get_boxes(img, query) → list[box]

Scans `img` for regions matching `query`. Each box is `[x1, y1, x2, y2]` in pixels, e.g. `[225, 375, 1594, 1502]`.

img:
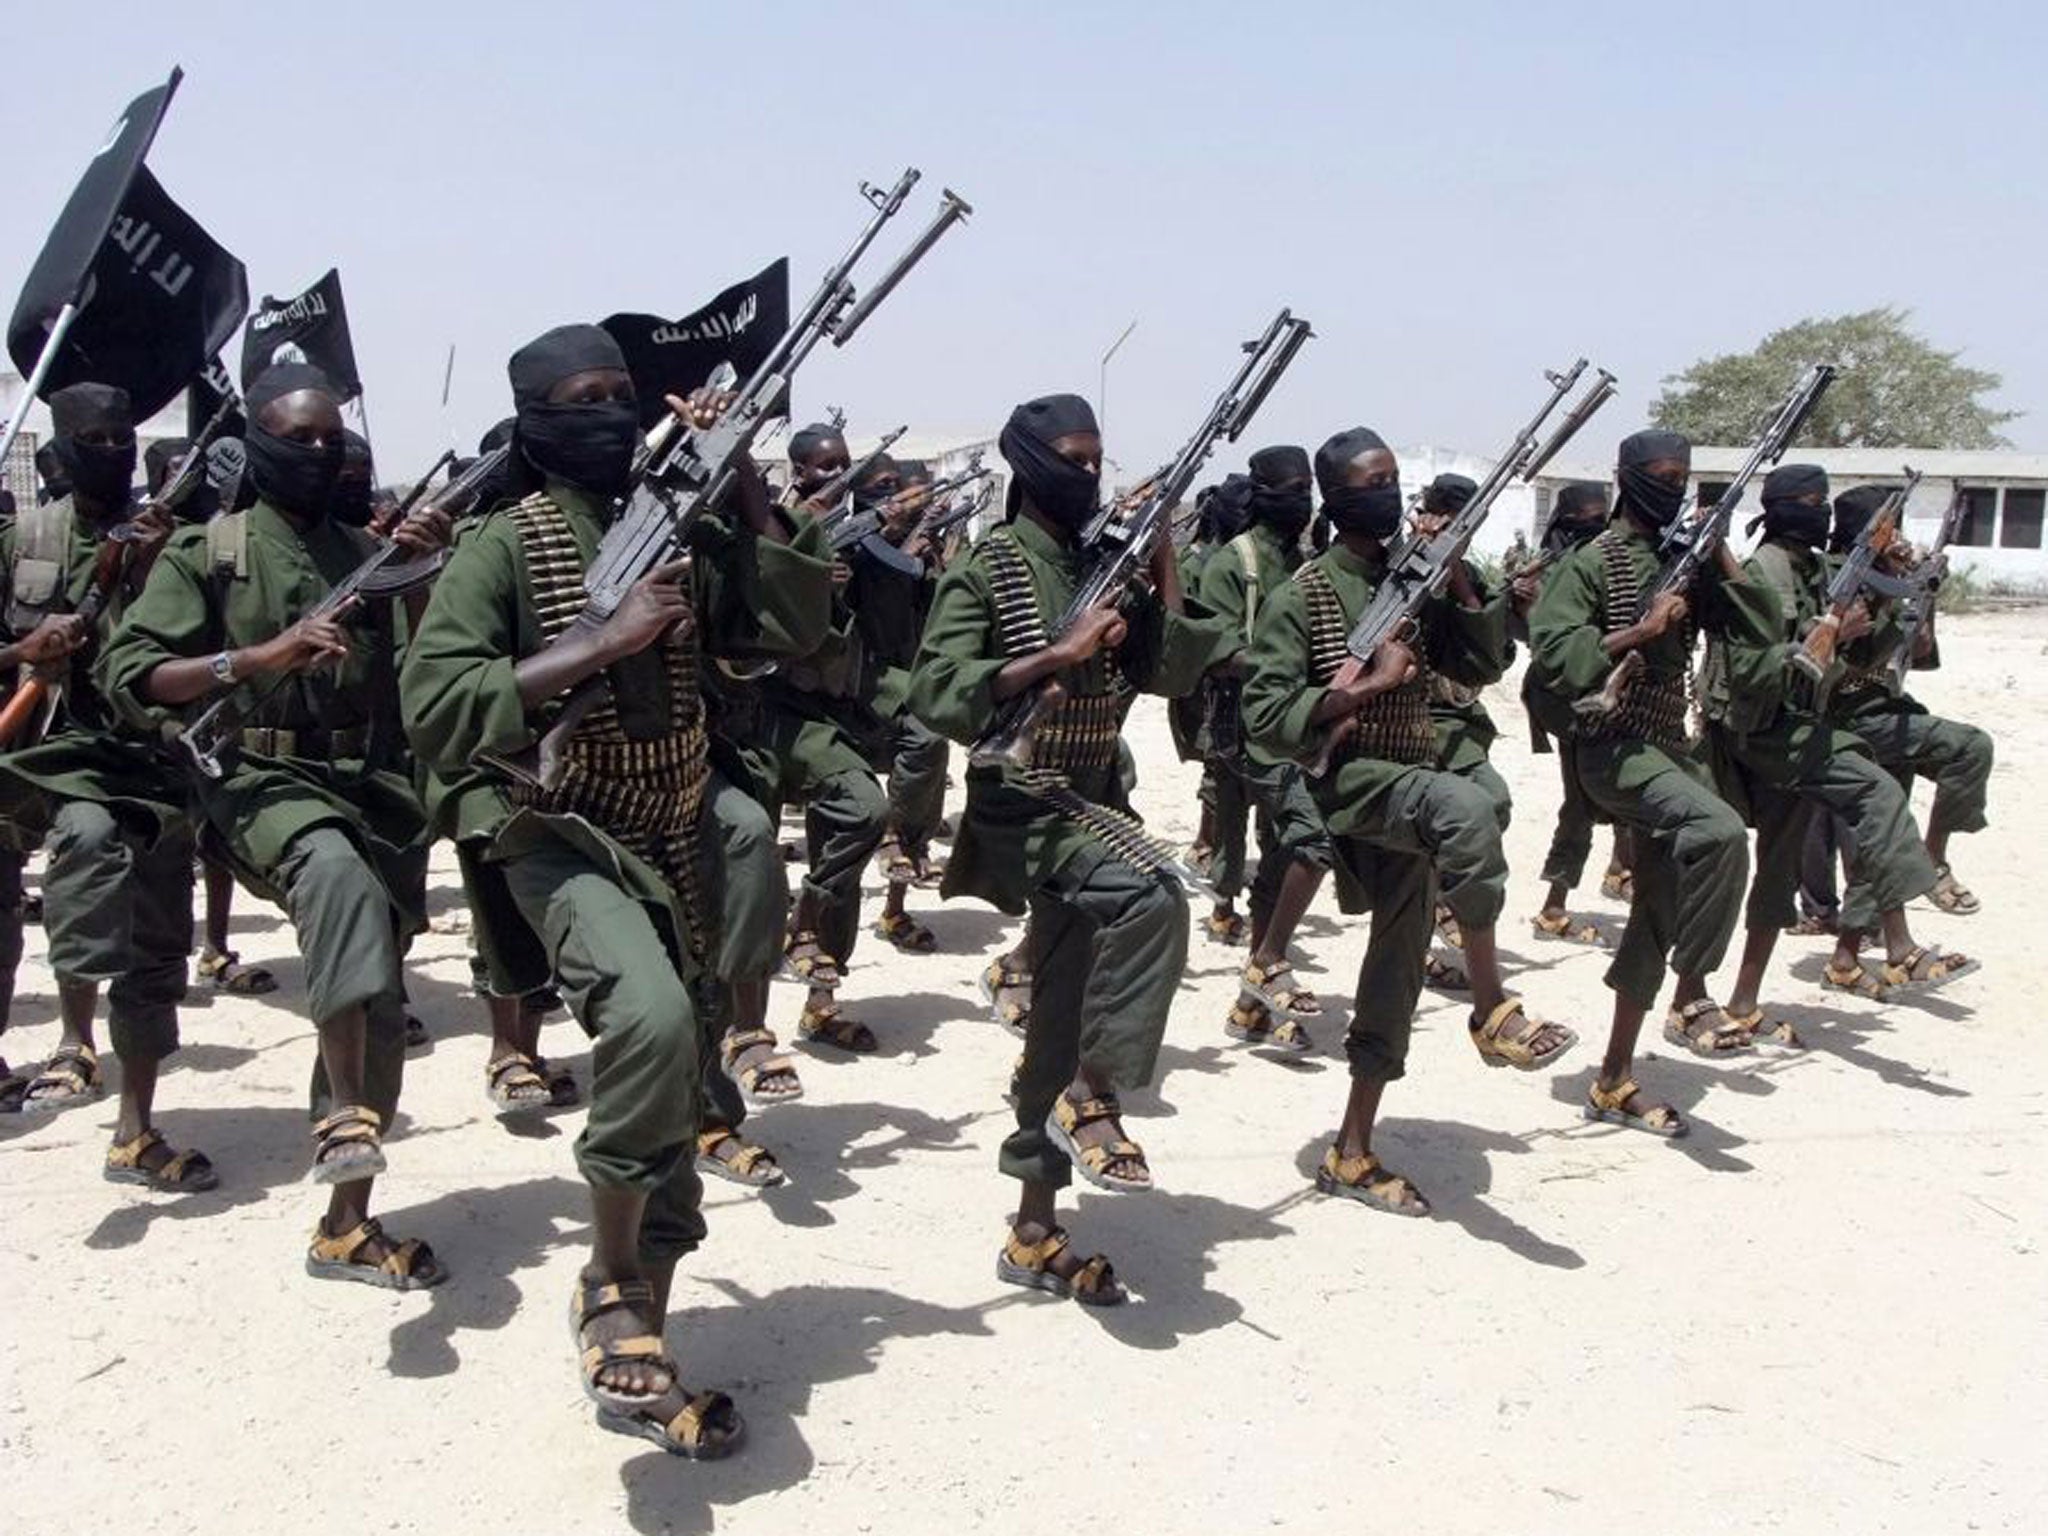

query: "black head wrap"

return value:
[1245, 444, 1312, 540]
[852, 451, 903, 510]
[1313, 428, 1402, 538]
[330, 429, 377, 527]
[1753, 462, 1831, 544]
[1831, 484, 1895, 554]
[1614, 429, 1691, 527]
[1206, 474, 1256, 544]
[999, 393, 1100, 530]
[49, 382, 137, 509]
[1544, 480, 1610, 555]
[34, 443, 70, 504]
[465, 416, 527, 514]
[1422, 472, 1478, 516]
[896, 458, 933, 487]
[507, 325, 639, 500]
[243, 363, 344, 518]
[479, 418, 516, 454]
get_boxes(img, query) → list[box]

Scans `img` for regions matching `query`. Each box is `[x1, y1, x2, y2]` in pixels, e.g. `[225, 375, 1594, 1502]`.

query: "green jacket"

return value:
[100, 500, 427, 912]
[908, 514, 1226, 913]
[1240, 538, 1506, 831]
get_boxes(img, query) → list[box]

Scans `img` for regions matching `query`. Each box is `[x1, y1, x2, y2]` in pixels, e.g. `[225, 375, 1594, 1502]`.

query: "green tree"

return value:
[1650, 308, 2017, 449]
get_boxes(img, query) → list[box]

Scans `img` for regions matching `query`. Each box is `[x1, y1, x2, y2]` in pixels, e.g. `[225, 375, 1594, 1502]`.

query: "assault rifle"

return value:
[827, 453, 992, 555]
[1883, 484, 1966, 694]
[793, 424, 907, 516]
[493, 168, 971, 791]
[1792, 466, 1922, 689]
[1574, 362, 1837, 726]
[1305, 358, 1616, 775]
[967, 306, 1313, 771]
[0, 390, 241, 749]
[178, 445, 512, 779]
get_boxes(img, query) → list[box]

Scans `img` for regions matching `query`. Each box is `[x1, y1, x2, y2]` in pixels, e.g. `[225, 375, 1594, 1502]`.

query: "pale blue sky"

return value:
[5, 1, 2042, 476]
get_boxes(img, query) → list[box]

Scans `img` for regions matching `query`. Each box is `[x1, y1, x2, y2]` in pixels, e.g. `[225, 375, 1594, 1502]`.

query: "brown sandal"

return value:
[1204, 911, 1248, 947]
[1600, 867, 1636, 903]
[306, 1216, 446, 1290]
[1434, 903, 1464, 949]
[1880, 945, 1978, 992]
[1583, 1078, 1686, 1138]
[1662, 998, 1752, 1057]
[104, 1127, 219, 1193]
[1225, 1001, 1314, 1055]
[1045, 1092, 1152, 1193]
[596, 1390, 746, 1460]
[1727, 1007, 1804, 1052]
[872, 911, 938, 953]
[1239, 957, 1322, 1017]
[1822, 959, 1891, 1000]
[21, 1043, 103, 1114]
[310, 1105, 387, 1184]
[1532, 910, 1603, 946]
[978, 959, 1031, 1035]
[1423, 951, 1469, 993]
[486, 1052, 554, 1116]
[695, 1127, 785, 1187]
[1470, 997, 1577, 1071]
[197, 944, 278, 996]
[780, 931, 842, 988]
[797, 1002, 878, 1054]
[720, 1028, 802, 1107]
[996, 1225, 1128, 1305]
[1314, 1147, 1430, 1216]
[1928, 864, 1980, 916]
[569, 1277, 674, 1408]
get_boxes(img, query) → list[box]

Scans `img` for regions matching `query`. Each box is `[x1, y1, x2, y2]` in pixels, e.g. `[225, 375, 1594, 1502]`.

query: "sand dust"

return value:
[1, 610, 2041, 1535]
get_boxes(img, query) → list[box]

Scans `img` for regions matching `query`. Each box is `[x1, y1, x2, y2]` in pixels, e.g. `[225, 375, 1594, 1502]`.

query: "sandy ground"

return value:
[1, 610, 2042, 1536]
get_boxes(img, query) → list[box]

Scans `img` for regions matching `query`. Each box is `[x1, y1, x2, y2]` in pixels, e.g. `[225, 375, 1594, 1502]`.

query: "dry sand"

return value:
[2, 611, 2042, 1535]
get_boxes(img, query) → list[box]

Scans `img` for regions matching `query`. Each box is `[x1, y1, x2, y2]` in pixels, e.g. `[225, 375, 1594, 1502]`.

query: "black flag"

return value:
[7, 69, 248, 420]
[240, 267, 360, 397]
[185, 353, 245, 441]
[602, 258, 789, 428]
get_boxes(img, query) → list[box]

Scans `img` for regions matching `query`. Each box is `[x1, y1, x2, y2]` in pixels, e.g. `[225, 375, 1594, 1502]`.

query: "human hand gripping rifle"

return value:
[1792, 466, 1923, 699]
[793, 423, 907, 516]
[828, 452, 993, 555]
[491, 168, 972, 792]
[1883, 484, 1965, 695]
[1573, 362, 1838, 725]
[177, 444, 511, 779]
[0, 390, 242, 750]
[1304, 358, 1616, 776]
[967, 307, 1314, 773]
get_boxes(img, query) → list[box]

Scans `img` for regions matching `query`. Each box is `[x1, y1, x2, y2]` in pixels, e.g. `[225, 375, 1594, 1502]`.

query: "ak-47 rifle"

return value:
[1882, 484, 1966, 693]
[368, 448, 459, 537]
[1305, 358, 1616, 776]
[1792, 466, 1923, 689]
[490, 169, 972, 791]
[1574, 362, 1838, 726]
[178, 444, 512, 779]
[967, 307, 1313, 772]
[0, 391, 242, 749]
[793, 423, 907, 516]
[827, 452, 992, 555]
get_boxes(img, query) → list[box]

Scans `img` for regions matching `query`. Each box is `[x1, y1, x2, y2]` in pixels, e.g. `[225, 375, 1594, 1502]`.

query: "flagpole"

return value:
[0, 302, 81, 471]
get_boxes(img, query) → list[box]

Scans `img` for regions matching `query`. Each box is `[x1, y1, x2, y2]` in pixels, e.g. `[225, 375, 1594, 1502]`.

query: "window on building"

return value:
[1954, 486, 1997, 547]
[2001, 487, 2045, 550]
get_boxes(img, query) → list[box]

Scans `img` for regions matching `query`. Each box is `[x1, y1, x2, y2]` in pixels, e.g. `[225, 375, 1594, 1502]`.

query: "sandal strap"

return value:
[1590, 1078, 1642, 1111]
[577, 1277, 657, 1321]
[1003, 1226, 1070, 1269]
[159, 1148, 211, 1183]
[1072, 1254, 1117, 1295]
[312, 1105, 383, 1141]
[722, 1028, 779, 1059]
[664, 1391, 734, 1450]
[107, 1126, 167, 1167]
[487, 1053, 543, 1086]
[310, 1216, 386, 1264]
[383, 1238, 436, 1279]
[983, 960, 1030, 988]
[1058, 1093, 1123, 1127]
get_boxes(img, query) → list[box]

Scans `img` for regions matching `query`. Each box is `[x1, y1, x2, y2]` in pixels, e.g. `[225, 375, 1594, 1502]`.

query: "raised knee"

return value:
[48, 803, 121, 861]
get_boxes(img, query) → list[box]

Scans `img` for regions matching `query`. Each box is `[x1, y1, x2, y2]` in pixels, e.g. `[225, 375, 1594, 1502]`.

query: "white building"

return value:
[1533, 447, 2048, 588]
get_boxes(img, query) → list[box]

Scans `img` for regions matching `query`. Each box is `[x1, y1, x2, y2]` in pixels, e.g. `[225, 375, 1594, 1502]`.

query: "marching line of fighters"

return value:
[0, 268, 1992, 1459]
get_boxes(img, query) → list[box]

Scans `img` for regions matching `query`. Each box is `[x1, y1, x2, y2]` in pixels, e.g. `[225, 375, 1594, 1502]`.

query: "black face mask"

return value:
[1617, 465, 1688, 528]
[1250, 485, 1313, 540]
[1763, 500, 1830, 547]
[57, 440, 137, 510]
[518, 399, 640, 500]
[1320, 483, 1404, 540]
[1545, 515, 1605, 556]
[245, 427, 344, 518]
[854, 478, 901, 513]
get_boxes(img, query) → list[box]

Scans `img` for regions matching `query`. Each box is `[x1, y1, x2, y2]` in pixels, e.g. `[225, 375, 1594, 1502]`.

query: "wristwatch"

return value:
[209, 650, 237, 686]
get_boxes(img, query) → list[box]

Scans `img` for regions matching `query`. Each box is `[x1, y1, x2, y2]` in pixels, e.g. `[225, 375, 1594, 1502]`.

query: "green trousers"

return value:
[43, 799, 194, 1064]
[501, 837, 707, 1264]
[1576, 737, 1749, 1008]
[1207, 756, 1334, 919]
[886, 711, 949, 856]
[0, 847, 27, 1038]
[1002, 849, 1188, 1189]
[1322, 766, 1503, 1081]
[281, 826, 412, 1128]
[1712, 724, 1938, 935]
[1849, 707, 1993, 839]
[1454, 758, 1513, 835]
[1539, 742, 1598, 890]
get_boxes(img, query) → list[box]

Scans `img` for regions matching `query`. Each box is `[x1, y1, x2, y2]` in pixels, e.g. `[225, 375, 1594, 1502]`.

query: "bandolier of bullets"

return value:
[1297, 564, 1436, 765]
[1590, 528, 1693, 750]
[503, 495, 714, 953]
[981, 529, 1201, 888]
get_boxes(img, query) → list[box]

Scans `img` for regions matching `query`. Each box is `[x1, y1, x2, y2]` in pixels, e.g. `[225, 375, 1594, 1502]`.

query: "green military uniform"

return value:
[0, 498, 193, 1067]
[102, 500, 431, 1123]
[1193, 521, 1333, 925]
[400, 483, 830, 1261]
[909, 515, 1223, 1186]
[1240, 540, 1508, 1081]
[1527, 521, 1777, 1005]
[1699, 537, 1938, 934]
[1429, 566, 1513, 832]
[1822, 595, 1991, 930]
[849, 533, 950, 869]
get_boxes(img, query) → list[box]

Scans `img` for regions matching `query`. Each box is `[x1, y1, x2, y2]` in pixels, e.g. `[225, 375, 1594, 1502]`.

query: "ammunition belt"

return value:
[982, 529, 1129, 779]
[502, 496, 711, 948]
[1298, 565, 1435, 765]
[1588, 527, 1692, 751]
[1021, 770, 1197, 889]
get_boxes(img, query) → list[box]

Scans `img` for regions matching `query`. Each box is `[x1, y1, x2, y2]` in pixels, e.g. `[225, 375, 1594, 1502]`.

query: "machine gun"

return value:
[1574, 362, 1837, 726]
[967, 306, 1313, 771]
[0, 390, 241, 749]
[791, 423, 907, 515]
[1305, 358, 1616, 775]
[178, 445, 511, 779]
[1882, 484, 1966, 694]
[1792, 467, 1923, 688]
[827, 452, 992, 555]
[495, 168, 972, 790]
